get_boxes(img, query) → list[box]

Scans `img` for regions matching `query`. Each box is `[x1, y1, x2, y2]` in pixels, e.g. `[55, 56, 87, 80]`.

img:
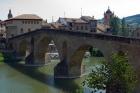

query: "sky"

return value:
[0, 0, 140, 22]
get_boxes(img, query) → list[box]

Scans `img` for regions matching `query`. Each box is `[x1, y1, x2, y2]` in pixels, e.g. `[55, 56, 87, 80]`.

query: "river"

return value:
[0, 57, 105, 93]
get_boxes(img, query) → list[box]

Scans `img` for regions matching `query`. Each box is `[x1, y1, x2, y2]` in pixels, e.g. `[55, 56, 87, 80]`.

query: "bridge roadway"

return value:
[8, 28, 140, 92]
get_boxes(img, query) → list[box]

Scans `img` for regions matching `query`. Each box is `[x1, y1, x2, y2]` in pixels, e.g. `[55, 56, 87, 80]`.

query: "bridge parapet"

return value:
[8, 28, 140, 45]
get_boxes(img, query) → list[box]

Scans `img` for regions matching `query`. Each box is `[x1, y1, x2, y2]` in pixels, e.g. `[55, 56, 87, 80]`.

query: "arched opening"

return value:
[18, 40, 29, 58]
[35, 37, 60, 64]
[46, 40, 60, 66]
[8, 43, 13, 50]
[69, 45, 104, 77]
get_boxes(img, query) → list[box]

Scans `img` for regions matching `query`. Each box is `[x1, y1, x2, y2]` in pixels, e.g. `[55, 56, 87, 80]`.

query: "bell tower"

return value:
[103, 7, 114, 26]
[8, 9, 13, 19]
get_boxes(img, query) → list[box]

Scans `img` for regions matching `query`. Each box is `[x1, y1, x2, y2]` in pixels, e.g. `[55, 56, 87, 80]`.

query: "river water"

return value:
[0, 57, 105, 93]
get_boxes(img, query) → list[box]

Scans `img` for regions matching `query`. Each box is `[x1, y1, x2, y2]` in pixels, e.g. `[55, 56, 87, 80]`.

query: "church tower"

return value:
[8, 9, 13, 19]
[103, 7, 114, 26]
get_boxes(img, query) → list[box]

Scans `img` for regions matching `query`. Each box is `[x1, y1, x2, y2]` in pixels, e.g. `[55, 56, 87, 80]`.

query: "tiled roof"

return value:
[62, 18, 87, 23]
[97, 24, 106, 32]
[81, 16, 95, 22]
[8, 14, 42, 20]
[50, 22, 65, 29]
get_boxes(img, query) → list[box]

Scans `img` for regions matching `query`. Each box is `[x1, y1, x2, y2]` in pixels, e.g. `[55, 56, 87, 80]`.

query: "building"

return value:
[57, 16, 97, 32]
[5, 10, 43, 38]
[0, 20, 6, 38]
[103, 7, 114, 26]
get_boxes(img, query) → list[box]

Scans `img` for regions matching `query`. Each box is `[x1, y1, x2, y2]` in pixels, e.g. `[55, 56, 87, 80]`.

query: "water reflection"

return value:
[0, 57, 104, 93]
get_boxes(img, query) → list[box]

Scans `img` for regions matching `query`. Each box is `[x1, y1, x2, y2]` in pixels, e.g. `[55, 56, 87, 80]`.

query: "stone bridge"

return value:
[8, 28, 140, 92]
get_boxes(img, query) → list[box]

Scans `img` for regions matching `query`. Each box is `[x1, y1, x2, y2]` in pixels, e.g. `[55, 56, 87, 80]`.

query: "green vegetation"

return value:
[89, 47, 104, 57]
[0, 52, 4, 62]
[110, 16, 121, 35]
[121, 18, 128, 36]
[83, 52, 137, 93]
[109, 16, 129, 36]
[0, 51, 17, 63]
[3, 52, 17, 62]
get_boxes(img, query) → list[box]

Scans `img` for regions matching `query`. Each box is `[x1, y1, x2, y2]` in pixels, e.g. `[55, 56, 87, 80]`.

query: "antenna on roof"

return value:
[81, 8, 83, 17]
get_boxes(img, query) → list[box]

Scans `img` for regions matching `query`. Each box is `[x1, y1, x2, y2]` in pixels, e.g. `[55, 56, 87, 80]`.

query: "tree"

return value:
[110, 16, 121, 35]
[89, 47, 104, 57]
[83, 52, 137, 93]
[121, 18, 128, 36]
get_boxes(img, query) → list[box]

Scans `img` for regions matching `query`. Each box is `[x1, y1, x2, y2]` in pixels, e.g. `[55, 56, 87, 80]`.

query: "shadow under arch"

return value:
[69, 44, 105, 77]
[34, 36, 61, 65]
[18, 40, 30, 59]
[54, 41, 69, 78]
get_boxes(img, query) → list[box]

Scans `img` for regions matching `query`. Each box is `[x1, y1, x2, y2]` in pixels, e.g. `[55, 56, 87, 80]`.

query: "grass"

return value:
[0, 52, 4, 62]
[0, 51, 17, 63]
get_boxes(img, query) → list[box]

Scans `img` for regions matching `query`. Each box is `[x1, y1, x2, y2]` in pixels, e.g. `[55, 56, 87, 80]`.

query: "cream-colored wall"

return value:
[6, 20, 42, 38]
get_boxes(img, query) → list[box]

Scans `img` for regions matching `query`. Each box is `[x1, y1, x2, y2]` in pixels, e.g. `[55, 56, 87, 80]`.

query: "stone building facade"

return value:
[57, 16, 97, 32]
[5, 10, 43, 38]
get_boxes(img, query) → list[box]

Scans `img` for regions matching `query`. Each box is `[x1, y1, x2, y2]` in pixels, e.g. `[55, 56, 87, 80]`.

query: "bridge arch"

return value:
[34, 36, 61, 64]
[18, 40, 30, 58]
[68, 44, 106, 77]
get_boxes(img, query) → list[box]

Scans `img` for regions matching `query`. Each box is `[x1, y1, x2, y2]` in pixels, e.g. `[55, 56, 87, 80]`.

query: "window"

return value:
[85, 26, 88, 30]
[28, 28, 31, 32]
[76, 26, 79, 30]
[69, 23, 72, 27]
[81, 26, 83, 30]
[28, 21, 30, 24]
[24, 21, 27, 24]
[20, 28, 23, 33]
[31, 21, 33, 24]
[22, 21, 24, 24]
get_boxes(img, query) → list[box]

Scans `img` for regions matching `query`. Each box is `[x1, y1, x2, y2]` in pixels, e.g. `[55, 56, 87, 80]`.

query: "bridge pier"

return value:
[54, 59, 69, 78]
[25, 51, 34, 64]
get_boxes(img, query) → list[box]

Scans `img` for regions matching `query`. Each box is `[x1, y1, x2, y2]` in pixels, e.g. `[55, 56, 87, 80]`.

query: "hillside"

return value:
[125, 14, 140, 26]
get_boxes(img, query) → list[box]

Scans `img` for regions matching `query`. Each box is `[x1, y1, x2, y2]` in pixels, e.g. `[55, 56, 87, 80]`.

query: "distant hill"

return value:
[97, 14, 140, 27]
[125, 14, 140, 26]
